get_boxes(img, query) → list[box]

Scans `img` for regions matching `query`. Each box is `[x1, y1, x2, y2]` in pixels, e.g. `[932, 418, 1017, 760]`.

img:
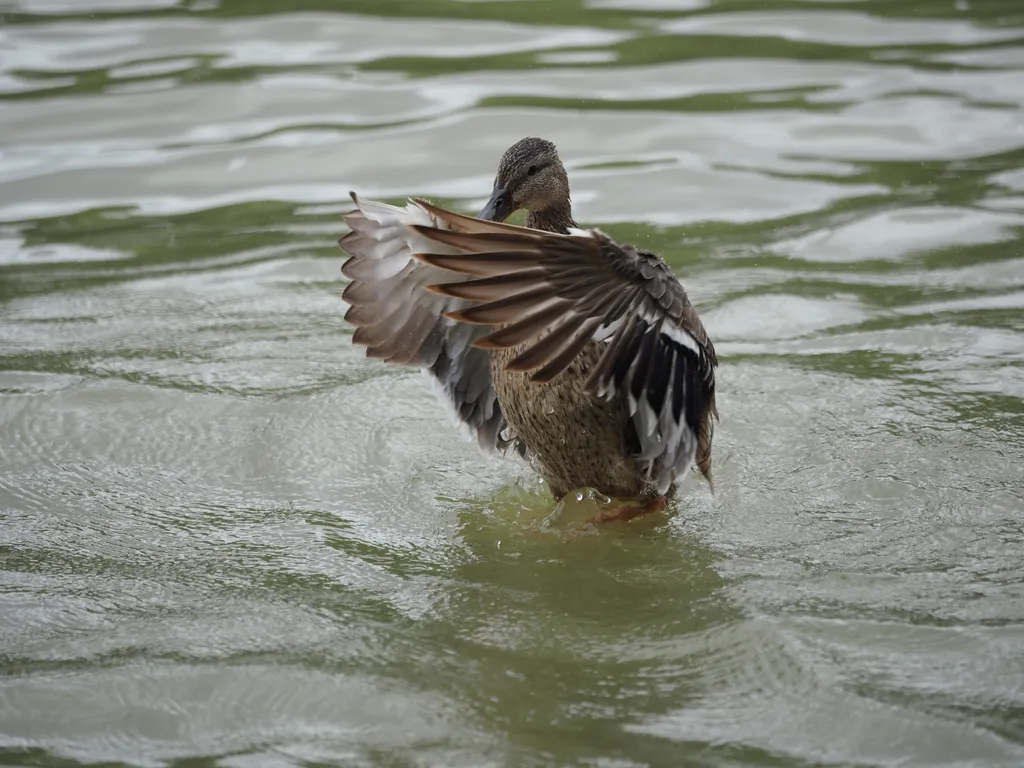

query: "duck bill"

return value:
[476, 186, 515, 222]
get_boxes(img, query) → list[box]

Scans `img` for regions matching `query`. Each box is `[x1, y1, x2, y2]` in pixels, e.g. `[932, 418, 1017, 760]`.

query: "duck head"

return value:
[477, 137, 571, 224]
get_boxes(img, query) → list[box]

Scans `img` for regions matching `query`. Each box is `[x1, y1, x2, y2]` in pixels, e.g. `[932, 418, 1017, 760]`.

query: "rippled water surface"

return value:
[2, 1, 1024, 765]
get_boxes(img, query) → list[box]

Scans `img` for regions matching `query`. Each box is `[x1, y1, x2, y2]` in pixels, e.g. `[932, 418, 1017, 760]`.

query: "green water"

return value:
[1, 1, 1023, 766]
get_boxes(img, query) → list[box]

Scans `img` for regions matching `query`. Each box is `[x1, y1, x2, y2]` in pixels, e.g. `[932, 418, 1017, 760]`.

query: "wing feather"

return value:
[338, 193, 520, 454]
[409, 208, 719, 493]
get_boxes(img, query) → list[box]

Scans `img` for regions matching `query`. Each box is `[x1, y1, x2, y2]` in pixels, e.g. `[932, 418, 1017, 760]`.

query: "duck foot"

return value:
[584, 495, 668, 526]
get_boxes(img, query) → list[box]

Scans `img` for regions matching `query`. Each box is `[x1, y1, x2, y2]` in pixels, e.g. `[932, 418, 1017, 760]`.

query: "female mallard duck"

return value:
[339, 137, 717, 521]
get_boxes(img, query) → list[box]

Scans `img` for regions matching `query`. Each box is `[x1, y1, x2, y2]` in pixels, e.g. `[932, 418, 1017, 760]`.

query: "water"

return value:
[1, 1, 1023, 765]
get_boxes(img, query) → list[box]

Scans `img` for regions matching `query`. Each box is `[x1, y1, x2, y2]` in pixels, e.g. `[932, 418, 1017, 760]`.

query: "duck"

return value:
[339, 137, 718, 522]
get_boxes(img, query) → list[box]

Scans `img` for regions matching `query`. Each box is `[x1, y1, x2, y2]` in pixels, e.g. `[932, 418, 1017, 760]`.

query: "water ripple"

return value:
[2, 1, 1023, 766]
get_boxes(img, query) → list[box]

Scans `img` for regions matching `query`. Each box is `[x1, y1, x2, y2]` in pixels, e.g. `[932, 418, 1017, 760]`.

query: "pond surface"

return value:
[1, 1, 1023, 766]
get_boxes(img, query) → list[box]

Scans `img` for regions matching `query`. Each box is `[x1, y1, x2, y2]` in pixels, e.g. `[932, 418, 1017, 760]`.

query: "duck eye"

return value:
[527, 165, 538, 176]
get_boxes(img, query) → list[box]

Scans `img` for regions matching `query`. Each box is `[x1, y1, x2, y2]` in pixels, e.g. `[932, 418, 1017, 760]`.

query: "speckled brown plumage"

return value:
[491, 341, 644, 498]
[470, 139, 712, 500]
[338, 136, 718, 506]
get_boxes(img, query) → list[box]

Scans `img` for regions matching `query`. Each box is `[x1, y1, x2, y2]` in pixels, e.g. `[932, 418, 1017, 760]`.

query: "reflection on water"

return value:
[1, 0, 1023, 765]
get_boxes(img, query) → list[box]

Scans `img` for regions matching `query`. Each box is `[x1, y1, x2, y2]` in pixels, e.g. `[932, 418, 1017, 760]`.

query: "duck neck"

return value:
[525, 202, 576, 234]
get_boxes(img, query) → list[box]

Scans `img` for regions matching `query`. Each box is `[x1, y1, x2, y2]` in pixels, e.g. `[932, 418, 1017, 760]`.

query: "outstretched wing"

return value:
[408, 199, 718, 493]
[339, 193, 526, 454]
